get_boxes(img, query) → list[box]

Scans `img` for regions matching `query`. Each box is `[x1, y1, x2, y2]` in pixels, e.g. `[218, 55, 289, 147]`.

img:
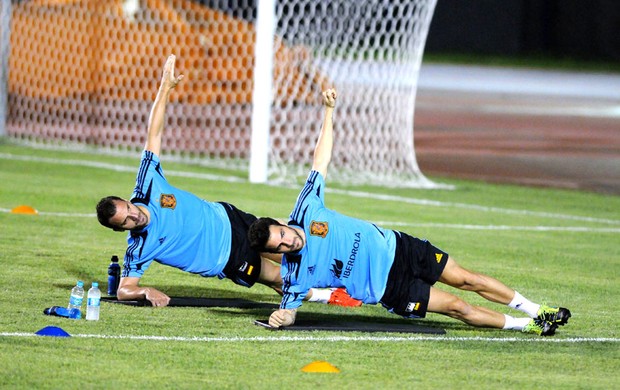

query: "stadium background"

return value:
[420, 0, 620, 195]
[2, 0, 619, 193]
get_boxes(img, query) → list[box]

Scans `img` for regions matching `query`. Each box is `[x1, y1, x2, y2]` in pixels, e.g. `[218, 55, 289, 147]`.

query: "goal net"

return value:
[4, 0, 440, 188]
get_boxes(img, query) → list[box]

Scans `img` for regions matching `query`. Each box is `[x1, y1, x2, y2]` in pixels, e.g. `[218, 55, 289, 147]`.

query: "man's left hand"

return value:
[268, 308, 297, 327]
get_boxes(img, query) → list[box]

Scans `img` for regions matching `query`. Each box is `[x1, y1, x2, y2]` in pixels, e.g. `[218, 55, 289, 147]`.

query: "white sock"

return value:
[503, 314, 532, 331]
[508, 291, 540, 318]
[307, 288, 332, 304]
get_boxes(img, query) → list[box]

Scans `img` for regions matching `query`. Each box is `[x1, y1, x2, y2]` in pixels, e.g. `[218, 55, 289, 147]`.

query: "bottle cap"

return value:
[77, 281, 84, 287]
[92, 282, 98, 287]
[111, 255, 119, 262]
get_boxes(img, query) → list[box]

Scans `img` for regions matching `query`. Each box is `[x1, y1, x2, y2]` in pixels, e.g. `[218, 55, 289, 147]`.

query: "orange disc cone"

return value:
[11, 205, 38, 215]
[301, 361, 340, 373]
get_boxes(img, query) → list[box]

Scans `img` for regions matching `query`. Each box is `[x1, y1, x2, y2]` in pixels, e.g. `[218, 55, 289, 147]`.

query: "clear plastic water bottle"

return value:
[107, 255, 121, 296]
[86, 282, 101, 321]
[68, 280, 84, 311]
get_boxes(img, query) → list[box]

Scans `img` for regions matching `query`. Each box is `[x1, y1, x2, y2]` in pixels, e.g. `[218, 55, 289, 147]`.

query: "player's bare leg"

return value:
[438, 257, 515, 304]
[433, 258, 568, 335]
[261, 252, 282, 264]
[427, 287, 506, 328]
[257, 257, 283, 295]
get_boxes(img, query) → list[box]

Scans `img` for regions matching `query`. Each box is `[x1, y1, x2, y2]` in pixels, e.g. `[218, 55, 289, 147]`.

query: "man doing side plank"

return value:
[96, 56, 361, 308]
[248, 88, 571, 335]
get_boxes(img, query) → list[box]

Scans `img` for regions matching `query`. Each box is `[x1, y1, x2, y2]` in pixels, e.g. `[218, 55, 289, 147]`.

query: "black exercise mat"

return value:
[102, 296, 278, 309]
[254, 319, 445, 334]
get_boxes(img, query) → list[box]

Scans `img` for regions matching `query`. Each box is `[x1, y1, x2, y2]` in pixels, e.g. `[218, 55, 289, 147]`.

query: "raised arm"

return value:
[311, 88, 337, 178]
[145, 55, 184, 156]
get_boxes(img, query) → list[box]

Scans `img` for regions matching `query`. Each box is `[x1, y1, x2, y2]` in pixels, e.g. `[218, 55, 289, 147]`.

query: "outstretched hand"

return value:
[161, 54, 184, 90]
[322, 88, 337, 108]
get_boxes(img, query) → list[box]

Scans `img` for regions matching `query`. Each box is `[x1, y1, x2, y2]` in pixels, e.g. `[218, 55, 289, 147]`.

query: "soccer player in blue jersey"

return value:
[248, 88, 571, 336]
[95, 55, 360, 308]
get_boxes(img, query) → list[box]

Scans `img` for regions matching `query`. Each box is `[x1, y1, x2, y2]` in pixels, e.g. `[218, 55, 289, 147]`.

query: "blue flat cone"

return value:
[35, 326, 71, 337]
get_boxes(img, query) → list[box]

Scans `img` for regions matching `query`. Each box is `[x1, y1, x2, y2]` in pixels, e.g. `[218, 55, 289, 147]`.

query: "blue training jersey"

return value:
[122, 151, 231, 279]
[280, 170, 396, 309]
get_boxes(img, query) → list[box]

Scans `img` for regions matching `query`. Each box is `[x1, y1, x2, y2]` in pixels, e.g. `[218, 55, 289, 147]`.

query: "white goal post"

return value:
[5, 0, 441, 188]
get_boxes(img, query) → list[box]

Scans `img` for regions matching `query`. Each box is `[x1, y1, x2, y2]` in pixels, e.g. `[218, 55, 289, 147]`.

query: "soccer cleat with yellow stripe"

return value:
[522, 318, 557, 336]
[537, 304, 571, 326]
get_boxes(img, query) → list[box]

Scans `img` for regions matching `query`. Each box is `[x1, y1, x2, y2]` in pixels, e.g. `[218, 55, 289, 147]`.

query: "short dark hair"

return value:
[248, 217, 283, 252]
[96, 196, 124, 231]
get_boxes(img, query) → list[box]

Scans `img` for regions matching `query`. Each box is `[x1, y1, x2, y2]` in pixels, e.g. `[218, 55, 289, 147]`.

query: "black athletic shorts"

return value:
[219, 202, 262, 288]
[379, 231, 449, 318]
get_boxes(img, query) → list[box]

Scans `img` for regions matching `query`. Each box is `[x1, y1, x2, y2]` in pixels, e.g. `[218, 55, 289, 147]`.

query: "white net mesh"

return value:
[5, 0, 439, 187]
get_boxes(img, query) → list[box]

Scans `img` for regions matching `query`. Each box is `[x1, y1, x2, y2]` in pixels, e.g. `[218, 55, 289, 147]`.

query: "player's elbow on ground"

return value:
[115, 288, 133, 301]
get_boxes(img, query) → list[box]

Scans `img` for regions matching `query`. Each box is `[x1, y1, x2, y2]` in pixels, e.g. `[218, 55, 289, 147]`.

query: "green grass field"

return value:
[1, 141, 618, 389]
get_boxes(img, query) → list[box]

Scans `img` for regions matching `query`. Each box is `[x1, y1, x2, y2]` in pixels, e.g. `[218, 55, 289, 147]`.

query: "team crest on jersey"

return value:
[160, 194, 176, 209]
[310, 221, 329, 238]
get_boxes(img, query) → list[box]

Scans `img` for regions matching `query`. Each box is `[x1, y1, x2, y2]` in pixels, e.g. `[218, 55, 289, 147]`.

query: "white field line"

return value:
[38, 211, 94, 217]
[0, 208, 94, 217]
[328, 188, 620, 226]
[2, 206, 617, 233]
[2, 205, 618, 233]
[0, 332, 618, 344]
[373, 221, 620, 233]
[0, 153, 246, 183]
[2, 152, 620, 227]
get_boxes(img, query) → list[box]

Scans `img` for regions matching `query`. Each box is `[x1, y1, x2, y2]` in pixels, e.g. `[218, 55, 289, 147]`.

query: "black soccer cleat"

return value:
[537, 304, 572, 326]
[523, 318, 558, 336]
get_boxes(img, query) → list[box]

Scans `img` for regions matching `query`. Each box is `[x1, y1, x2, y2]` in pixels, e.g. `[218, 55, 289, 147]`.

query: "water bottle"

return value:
[68, 280, 84, 311]
[107, 255, 121, 296]
[86, 282, 101, 321]
[44, 306, 81, 319]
